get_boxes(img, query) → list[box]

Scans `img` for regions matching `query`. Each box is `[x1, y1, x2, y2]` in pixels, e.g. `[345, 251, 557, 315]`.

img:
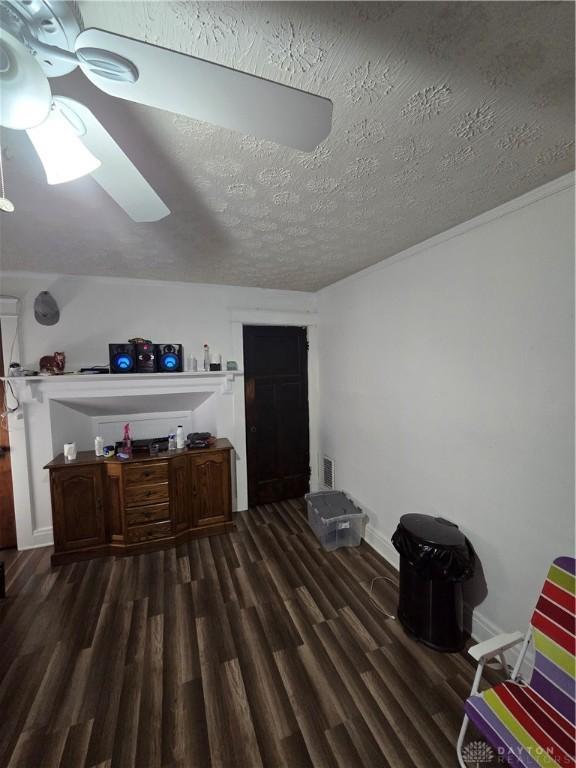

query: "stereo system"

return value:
[156, 343, 183, 372]
[136, 342, 156, 373]
[109, 343, 136, 374]
[109, 343, 183, 374]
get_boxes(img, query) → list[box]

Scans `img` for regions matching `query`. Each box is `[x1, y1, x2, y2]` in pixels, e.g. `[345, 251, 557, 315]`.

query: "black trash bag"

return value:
[392, 515, 475, 582]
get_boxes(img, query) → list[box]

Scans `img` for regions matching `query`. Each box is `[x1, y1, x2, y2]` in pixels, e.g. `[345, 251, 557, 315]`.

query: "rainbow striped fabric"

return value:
[465, 557, 575, 768]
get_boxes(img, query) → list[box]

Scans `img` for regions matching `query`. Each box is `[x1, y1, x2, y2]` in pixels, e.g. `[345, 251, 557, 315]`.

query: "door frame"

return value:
[230, 309, 319, 512]
[0, 297, 34, 551]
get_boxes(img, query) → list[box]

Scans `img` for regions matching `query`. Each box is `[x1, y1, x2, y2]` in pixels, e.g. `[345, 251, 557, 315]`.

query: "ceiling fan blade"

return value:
[54, 96, 170, 222]
[74, 28, 333, 152]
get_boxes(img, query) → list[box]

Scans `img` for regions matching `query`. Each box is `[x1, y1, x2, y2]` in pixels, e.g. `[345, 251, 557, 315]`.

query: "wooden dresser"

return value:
[44, 438, 234, 565]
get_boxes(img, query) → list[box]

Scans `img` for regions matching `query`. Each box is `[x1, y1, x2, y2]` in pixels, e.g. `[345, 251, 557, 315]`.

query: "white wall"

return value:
[0, 273, 316, 371]
[318, 176, 575, 642]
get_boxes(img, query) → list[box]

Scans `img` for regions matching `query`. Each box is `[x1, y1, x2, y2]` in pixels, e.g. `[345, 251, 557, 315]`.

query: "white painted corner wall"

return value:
[317, 175, 575, 651]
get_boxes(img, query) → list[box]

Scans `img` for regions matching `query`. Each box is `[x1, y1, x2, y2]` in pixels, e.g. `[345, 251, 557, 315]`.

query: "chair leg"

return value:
[457, 714, 470, 768]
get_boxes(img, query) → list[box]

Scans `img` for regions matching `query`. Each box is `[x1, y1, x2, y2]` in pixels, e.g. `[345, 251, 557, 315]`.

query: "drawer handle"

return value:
[143, 471, 151, 477]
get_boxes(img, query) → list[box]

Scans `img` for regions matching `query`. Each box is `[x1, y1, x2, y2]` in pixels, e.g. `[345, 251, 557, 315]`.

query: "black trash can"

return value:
[392, 514, 474, 652]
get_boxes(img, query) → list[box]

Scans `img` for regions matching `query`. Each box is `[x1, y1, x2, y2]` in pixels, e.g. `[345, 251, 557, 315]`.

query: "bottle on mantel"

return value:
[122, 423, 132, 457]
[176, 425, 185, 449]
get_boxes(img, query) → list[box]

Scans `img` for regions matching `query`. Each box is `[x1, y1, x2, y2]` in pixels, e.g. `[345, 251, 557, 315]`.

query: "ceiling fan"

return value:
[0, 0, 333, 222]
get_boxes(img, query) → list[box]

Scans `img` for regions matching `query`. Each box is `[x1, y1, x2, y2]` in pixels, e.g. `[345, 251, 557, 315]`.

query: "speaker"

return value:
[135, 342, 156, 373]
[109, 343, 136, 374]
[156, 344, 183, 372]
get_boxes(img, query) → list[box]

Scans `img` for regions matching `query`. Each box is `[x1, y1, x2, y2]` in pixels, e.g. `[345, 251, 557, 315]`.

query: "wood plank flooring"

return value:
[0, 499, 486, 768]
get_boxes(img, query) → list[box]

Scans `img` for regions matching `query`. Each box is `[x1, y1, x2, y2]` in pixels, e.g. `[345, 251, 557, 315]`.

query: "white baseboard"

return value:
[468, 602, 535, 675]
[364, 523, 399, 570]
[18, 526, 54, 551]
[468, 602, 501, 643]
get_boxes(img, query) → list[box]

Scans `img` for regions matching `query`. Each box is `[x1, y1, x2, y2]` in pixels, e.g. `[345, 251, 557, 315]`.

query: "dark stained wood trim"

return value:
[0, 325, 16, 550]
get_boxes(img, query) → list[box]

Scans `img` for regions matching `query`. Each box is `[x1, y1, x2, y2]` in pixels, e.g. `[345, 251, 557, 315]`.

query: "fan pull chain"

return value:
[0, 148, 15, 213]
[0, 148, 5, 196]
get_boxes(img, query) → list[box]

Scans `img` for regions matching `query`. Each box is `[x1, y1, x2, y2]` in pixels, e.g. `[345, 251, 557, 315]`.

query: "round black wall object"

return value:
[34, 291, 60, 326]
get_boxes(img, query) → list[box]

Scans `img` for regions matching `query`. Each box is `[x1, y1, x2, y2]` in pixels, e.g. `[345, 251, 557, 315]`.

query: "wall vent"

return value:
[322, 455, 335, 490]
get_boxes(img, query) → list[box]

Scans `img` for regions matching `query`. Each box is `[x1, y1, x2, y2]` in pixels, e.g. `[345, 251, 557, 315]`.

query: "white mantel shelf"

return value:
[4, 370, 244, 405]
[2, 370, 243, 383]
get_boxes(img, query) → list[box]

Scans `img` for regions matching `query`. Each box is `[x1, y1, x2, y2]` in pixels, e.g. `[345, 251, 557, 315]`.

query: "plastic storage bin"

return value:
[305, 491, 367, 551]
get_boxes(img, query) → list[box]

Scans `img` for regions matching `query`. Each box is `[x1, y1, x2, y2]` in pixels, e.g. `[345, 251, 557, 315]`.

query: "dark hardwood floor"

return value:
[0, 499, 484, 768]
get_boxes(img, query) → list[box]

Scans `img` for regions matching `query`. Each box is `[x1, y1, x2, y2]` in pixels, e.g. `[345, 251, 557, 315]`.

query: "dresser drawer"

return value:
[124, 462, 168, 486]
[126, 520, 172, 544]
[126, 502, 170, 527]
[124, 482, 169, 506]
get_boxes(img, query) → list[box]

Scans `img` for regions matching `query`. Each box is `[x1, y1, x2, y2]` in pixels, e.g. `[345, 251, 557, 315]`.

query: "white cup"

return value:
[64, 442, 77, 461]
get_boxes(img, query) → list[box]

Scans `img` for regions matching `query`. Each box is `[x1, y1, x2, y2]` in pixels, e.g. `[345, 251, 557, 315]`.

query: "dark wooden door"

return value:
[244, 325, 310, 506]
[190, 451, 231, 527]
[0, 328, 16, 549]
[51, 466, 106, 551]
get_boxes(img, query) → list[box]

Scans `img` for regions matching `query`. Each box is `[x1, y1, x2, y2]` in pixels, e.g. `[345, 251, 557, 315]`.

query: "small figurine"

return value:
[39, 351, 65, 375]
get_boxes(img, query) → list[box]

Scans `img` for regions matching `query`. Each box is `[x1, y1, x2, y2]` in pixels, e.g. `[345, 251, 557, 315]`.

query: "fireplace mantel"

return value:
[4, 370, 243, 405]
[3, 369, 246, 550]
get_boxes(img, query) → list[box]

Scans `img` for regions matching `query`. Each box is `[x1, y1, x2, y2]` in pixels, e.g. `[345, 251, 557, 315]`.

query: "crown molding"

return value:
[322, 172, 575, 292]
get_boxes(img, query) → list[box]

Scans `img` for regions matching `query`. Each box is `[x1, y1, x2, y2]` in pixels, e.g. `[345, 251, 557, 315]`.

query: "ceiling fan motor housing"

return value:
[1, 0, 81, 77]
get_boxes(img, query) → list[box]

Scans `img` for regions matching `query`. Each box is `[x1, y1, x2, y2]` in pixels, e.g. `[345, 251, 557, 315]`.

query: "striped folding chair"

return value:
[457, 556, 575, 768]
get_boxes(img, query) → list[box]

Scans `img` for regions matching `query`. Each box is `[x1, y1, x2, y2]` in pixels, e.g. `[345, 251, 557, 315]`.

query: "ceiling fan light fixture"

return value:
[0, 29, 52, 129]
[26, 103, 101, 185]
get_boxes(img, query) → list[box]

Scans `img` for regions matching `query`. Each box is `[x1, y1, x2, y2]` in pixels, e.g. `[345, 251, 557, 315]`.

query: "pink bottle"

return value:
[122, 423, 132, 457]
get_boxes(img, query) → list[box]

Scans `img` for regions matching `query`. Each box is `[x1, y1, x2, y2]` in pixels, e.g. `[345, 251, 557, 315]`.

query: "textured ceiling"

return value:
[1, 1, 574, 291]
